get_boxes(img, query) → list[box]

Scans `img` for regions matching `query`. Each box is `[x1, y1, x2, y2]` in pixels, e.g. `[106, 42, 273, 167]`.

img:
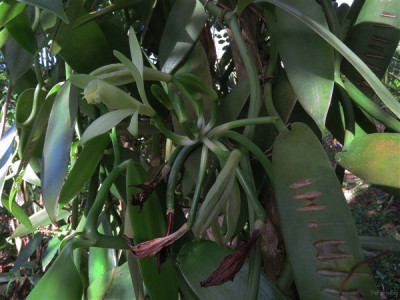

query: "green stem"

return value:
[21, 84, 42, 127]
[72, 197, 79, 230]
[277, 260, 294, 293]
[340, 0, 365, 40]
[85, 160, 131, 241]
[110, 127, 120, 168]
[262, 41, 286, 132]
[207, 116, 278, 137]
[31, 7, 41, 33]
[235, 167, 267, 223]
[340, 77, 400, 132]
[226, 12, 261, 139]
[95, 234, 130, 250]
[205, 100, 218, 130]
[34, 55, 44, 87]
[203, 138, 230, 159]
[170, 78, 203, 119]
[166, 145, 196, 212]
[151, 116, 196, 146]
[245, 240, 262, 300]
[187, 145, 209, 228]
[214, 130, 273, 181]
[336, 82, 355, 146]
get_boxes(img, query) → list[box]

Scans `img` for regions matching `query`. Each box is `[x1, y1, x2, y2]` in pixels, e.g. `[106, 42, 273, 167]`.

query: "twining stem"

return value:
[235, 167, 267, 223]
[0, 84, 12, 137]
[166, 145, 197, 212]
[207, 116, 278, 137]
[187, 145, 209, 228]
[226, 13, 261, 139]
[85, 160, 131, 241]
[34, 55, 44, 87]
[214, 130, 273, 181]
[336, 83, 355, 146]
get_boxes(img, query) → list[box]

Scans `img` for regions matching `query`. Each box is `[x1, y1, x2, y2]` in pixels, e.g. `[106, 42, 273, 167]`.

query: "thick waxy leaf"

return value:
[87, 263, 135, 300]
[336, 133, 400, 196]
[18, 0, 68, 23]
[42, 235, 62, 271]
[12, 233, 43, 274]
[159, 0, 207, 73]
[11, 208, 70, 238]
[58, 134, 110, 205]
[1, 194, 33, 232]
[272, 123, 377, 299]
[0, 125, 16, 196]
[126, 161, 179, 300]
[265, 1, 334, 130]
[80, 109, 135, 145]
[0, 0, 26, 27]
[27, 242, 83, 300]
[89, 214, 116, 288]
[5, 8, 36, 54]
[19, 83, 61, 172]
[41, 82, 78, 222]
[177, 240, 284, 300]
[342, 0, 400, 92]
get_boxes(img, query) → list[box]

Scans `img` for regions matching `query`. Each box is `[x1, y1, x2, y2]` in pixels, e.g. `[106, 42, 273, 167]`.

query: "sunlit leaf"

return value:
[11, 208, 71, 238]
[5, 8, 36, 54]
[0, 0, 26, 27]
[0, 125, 16, 196]
[336, 133, 400, 196]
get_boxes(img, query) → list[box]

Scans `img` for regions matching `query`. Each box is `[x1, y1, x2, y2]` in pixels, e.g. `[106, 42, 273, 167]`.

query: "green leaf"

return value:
[0, 0, 26, 27]
[42, 235, 62, 271]
[341, 0, 400, 87]
[3, 34, 33, 84]
[5, 8, 36, 54]
[69, 74, 97, 89]
[261, 0, 400, 119]
[1, 193, 33, 232]
[89, 216, 116, 286]
[41, 82, 78, 222]
[0, 125, 16, 197]
[19, 0, 68, 23]
[217, 78, 249, 125]
[114, 49, 149, 106]
[177, 240, 285, 300]
[27, 242, 83, 300]
[0, 28, 11, 48]
[11, 208, 71, 238]
[12, 233, 43, 274]
[80, 109, 135, 145]
[19, 83, 61, 172]
[159, 0, 207, 73]
[87, 263, 135, 300]
[272, 123, 377, 299]
[58, 134, 110, 205]
[336, 133, 400, 196]
[265, 0, 334, 130]
[126, 161, 179, 300]
[127, 110, 139, 136]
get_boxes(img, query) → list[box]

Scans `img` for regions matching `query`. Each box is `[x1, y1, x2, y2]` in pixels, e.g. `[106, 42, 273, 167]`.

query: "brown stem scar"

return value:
[380, 12, 397, 18]
[366, 53, 385, 60]
[314, 240, 354, 261]
[307, 222, 320, 229]
[296, 204, 325, 212]
[293, 191, 322, 200]
[290, 178, 312, 189]
[371, 36, 389, 43]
